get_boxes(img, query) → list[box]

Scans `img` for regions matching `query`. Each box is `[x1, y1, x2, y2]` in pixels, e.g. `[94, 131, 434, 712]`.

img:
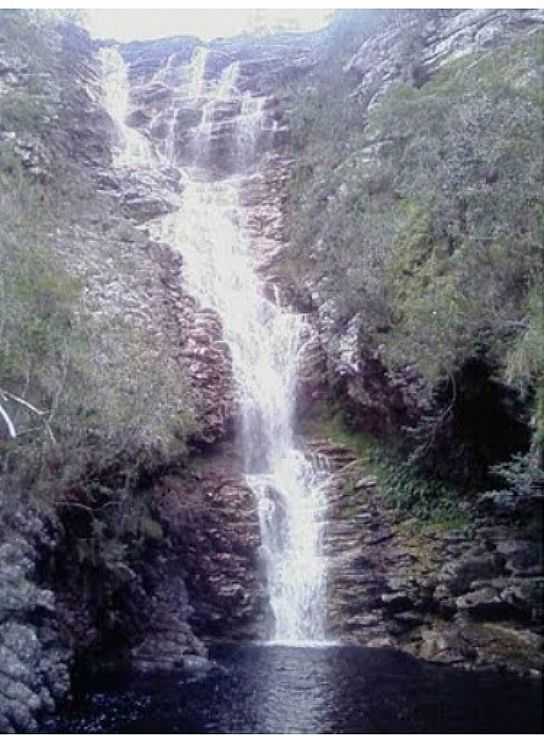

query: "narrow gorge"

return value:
[0, 9, 544, 734]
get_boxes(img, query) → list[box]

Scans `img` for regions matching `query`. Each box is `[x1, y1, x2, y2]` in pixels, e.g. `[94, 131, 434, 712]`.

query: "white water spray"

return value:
[100, 45, 330, 643]
[99, 47, 156, 168]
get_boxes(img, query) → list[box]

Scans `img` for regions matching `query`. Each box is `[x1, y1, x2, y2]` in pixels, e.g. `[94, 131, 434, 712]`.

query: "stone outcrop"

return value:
[152, 246, 236, 446]
[130, 575, 207, 673]
[0, 15, 243, 726]
[347, 9, 544, 115]
[317, 439, 543, 677]
[153, 452, 268, 641]
[239, 151, 331, 416]
[118, 32, 318, 177]
[311, 304, 430, 435]
[0, 503, 71, 733]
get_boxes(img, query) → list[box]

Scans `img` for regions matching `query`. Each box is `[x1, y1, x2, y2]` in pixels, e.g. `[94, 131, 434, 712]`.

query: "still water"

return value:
[46, 644, 542, 734]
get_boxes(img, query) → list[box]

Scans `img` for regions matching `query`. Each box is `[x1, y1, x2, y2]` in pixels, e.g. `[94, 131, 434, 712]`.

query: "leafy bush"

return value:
[369, 35, 543, 382]
[491, 448, 543, 498]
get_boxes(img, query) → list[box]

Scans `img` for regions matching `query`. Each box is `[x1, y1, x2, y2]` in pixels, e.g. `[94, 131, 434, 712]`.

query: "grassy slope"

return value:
[0, 12, 195, 600]
[283, 16, 543, 502]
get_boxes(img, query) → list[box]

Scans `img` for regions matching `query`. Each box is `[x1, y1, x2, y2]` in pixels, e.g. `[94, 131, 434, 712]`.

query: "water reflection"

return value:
[249, 645, 335, 733]
[48, 644, 543, 734]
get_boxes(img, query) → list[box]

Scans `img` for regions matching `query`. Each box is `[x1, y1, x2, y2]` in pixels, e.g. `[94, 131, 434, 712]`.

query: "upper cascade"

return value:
[99, 41, 281, 176]
[99, 47, 157, 168]
[99, 41, 331, 643]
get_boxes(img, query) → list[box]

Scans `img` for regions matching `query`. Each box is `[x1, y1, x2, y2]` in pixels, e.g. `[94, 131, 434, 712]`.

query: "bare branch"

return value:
[0, 389, 57, 444]
[0, 400, 17, 439]
[54, 501, 95, 516]
[1, 389, 48, 416]
[44, 422, 57, 445]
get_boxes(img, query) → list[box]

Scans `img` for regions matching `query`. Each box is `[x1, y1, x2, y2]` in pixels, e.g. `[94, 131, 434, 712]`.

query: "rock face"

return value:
[318, 440, 543, 677]
[152, 247, 237, 446]
[92, 28, 320, 660]
[117, 31, 319, 177]
[0, 15, 250, 727]
[130, 575, 207, 673]
[0, 503, 71, 733]
[94, 26, 325, 654]
[347, 9, 543, 114]
[294, 12, 543, 678]
[153, 455, 268, 641]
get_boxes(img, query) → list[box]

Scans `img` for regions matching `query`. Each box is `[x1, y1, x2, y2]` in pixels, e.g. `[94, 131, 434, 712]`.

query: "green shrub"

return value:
[491, 448, 543, 497]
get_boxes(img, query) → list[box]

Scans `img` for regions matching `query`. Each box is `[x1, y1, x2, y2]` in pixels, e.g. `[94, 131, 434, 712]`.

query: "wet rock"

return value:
[131, 577, 206, 674]
[500, 578, 544, 621]
[321, 438, 543, 676]
[477, 489, 543, 518]
[495, 540, 542, 576]
[456, 587, 512, 619]
[154, 456, 267, 640]
[381, 592, 414, 614]
[355, 475, 377, 490]
[437, 554, 502, 596]
[0, 505, 71, 733]
[418, 627, 476, 665]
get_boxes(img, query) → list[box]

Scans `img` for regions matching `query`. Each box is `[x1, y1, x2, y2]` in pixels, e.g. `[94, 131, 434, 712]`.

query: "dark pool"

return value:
[45, 644, 543, 734]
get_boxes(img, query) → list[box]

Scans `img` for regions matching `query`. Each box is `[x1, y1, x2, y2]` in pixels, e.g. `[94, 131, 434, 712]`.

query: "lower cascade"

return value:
[100, 46, 330, 644]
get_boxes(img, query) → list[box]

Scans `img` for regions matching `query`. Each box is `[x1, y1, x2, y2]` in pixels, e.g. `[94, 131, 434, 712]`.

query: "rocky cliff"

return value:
[285, 8, 543, 446]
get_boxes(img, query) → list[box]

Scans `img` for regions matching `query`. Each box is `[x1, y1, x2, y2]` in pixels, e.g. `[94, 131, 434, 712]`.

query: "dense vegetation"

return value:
[282, 11, 543, 498]
[0, 12, 195, 599]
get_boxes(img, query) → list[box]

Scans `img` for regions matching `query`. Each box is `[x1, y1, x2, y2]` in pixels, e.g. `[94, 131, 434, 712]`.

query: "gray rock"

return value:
[456, 587, 511, 619]
[495, 540, 542, 575]
[437, 554, 501, 595]
[381, 592, 414, 614]
[419, 627, 476, 665]
[500, 578, 543, 620]
[355, 475, 377, 490]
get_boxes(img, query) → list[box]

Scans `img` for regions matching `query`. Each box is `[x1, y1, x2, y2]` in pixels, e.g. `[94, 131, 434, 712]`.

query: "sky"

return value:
[84, 9, 334, 42]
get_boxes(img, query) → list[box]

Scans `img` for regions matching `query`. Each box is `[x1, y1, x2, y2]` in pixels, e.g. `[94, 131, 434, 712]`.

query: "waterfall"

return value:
[99, 47, 156, 168]
[100, 44, 330, 644]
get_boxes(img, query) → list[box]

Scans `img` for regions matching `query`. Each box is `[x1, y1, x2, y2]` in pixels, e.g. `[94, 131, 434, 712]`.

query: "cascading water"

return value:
[100, 44, 330, 644]
[99, 47, 156, 168]
[160, 181, 330, 642]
